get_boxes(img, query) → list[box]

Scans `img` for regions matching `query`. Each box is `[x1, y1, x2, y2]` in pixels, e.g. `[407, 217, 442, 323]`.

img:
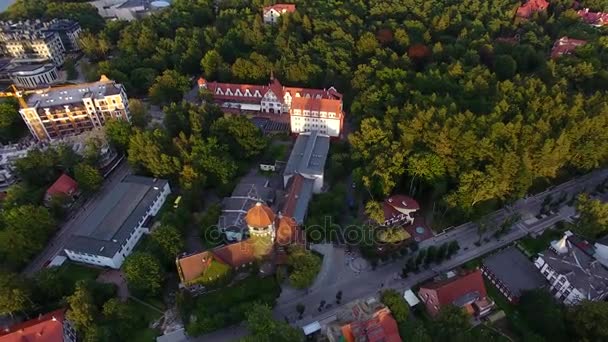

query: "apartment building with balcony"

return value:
[19, 76, 130, 141]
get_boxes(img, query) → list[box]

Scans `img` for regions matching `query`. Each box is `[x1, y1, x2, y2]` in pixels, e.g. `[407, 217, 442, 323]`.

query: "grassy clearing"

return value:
[484, 279, 535, 340]
[518, 228, 563, 255]
[60, 262, 101, 283]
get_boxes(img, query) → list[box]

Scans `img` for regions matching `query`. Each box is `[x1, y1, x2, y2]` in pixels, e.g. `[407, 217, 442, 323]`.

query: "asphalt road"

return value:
[188, 168, 608, 341]
[275, 167, 608, 327]
[23, 161, 132, 277]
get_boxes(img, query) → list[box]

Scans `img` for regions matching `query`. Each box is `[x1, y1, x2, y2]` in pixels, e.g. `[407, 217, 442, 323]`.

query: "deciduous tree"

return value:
[123, 252, 163, 296]
[74, 163, 102, 193]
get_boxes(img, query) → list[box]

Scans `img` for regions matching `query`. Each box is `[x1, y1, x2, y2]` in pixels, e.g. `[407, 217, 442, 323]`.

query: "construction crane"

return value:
[0, 84, 43, 108]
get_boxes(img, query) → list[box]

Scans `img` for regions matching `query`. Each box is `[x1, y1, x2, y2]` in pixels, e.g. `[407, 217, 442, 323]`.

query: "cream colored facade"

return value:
[19, 77, 130, 141]
[290, 106, 342, 137]
[5, 34, 65, 66]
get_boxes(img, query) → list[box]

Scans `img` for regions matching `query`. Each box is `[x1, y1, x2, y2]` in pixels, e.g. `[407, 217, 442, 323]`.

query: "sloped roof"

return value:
[578, 8, 608, 26]
[263, 4, 296, 13]
[212, 240, 255, 268]
[276, 214, 299, 246]
[282, 174, 315, 224]
[551, 36, 587, 58]
[177, 241, 256, 284]
[176, 251, 213, 284]
[341, 308, 401, 342]
[46, 173, 78, 197]
[516, 0, 549, 18]
[0, 309, 66, 342]
[419, 270, 487, 314]
[382, 194, 420, 221]
[245, 202, 275, 228]
[290, 97, 343, 116]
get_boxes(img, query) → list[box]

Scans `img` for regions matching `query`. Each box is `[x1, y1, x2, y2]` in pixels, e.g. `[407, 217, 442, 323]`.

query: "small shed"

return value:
[403, 289, 420, 307]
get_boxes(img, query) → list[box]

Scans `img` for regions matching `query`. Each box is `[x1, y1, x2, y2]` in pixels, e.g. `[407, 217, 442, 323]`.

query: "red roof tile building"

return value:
[176, 240, 256, 285]
[340, 308, 402, 342]
[382, 194, 420, 227]
[245, 202, 276, 239]
[263, 4, 296, 24]
[577, 8, 608, 26]
[516, 0, 549, 18]
[44, 173, 78, 204]
[551, 36, 587, 58]
[198, 75, 344, 137]
[177, 200, 305, 287]
[0, 309, 77, 342]
[418, 269, 494, 317]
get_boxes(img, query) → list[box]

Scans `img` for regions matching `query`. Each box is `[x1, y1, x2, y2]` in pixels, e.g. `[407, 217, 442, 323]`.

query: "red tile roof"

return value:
[0, 309, 67, 342]
[282, 174, 305, 217]
[176, 251, 214, 283]
[516, 0, 549, 18]
[212, 241, 256, 268]
[199, 76, 342, 106]
[46, 173, 78, 197]
[290, 97, 343, 117]
[418, 269, 488, 316]
[341, 308, 401, 342]
[276, 215, 301, 246]
[269, 77, 284, 99]
[551, 36, 587, 58]
[578, 8, 608, 26]
[263, 4, 296, 13]
[177, 241, 256, 284]
[245, 202, 275, 228]
[383, 194, 420, 221]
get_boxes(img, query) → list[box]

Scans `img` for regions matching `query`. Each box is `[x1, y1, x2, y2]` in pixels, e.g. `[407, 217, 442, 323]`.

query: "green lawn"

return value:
[131, 328, 159, 342]
[518, 228, 563, 255]
[184, 277, 281, 336]
[484, 279, 535, 340]
[60, 263, 101, 284]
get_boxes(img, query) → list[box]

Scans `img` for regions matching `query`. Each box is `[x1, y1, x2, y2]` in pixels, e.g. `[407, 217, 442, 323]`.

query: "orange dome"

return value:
[245, 202, 275, 229]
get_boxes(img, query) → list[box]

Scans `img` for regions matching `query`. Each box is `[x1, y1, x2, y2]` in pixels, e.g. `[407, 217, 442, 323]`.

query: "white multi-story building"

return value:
[289, 97, 343, 137]
[198, 75, 344, 137]
[262, 4, 296, 24]
[19, 75, 130, 141]
[534, 231, 608, 305]
[64, 176, 170, 269]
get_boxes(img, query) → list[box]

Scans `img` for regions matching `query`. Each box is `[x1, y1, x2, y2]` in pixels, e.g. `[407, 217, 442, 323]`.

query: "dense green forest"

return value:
[1, 0, 608, 340]
[34, 0, 606, 220]
[3, 0, 608, 219]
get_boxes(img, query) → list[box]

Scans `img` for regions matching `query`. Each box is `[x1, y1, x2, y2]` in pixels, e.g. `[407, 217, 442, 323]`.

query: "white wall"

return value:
[65, 182, 171, 269]
[535, 256, 583, 305]
[290, 115, 340, 137]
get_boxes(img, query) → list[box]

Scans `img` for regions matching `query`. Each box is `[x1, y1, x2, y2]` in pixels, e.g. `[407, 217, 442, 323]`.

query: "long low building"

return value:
[198, 75, 344, 137]
[64, 175, 170, 269]
[283, 130, 330, 193]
